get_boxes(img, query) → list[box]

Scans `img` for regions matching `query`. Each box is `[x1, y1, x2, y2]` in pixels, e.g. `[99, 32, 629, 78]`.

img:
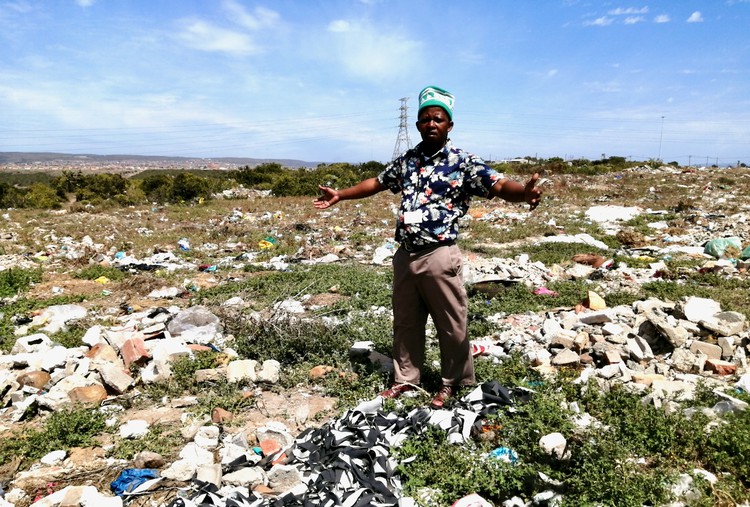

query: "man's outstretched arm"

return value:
[313, 177, 386, 209]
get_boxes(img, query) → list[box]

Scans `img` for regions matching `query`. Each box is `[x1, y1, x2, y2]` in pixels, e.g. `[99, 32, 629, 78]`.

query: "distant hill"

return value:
[0, 152, 321, 169]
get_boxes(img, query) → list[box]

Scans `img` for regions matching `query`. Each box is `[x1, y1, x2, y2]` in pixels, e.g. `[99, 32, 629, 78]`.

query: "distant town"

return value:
[0, 152, 320, 175]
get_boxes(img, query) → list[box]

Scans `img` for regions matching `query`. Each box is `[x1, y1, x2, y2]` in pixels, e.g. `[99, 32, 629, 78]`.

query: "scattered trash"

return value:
[110, 468, 161, 496]
[704, 237, 742, 259]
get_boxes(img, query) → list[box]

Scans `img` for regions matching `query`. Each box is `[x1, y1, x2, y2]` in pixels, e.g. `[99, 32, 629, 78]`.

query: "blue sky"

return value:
[1, 0, 748, 165]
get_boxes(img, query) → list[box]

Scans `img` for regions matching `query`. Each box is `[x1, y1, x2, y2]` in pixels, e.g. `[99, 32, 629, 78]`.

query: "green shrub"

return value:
[0, 268, 43, 297]
[0, 407, 107, 467]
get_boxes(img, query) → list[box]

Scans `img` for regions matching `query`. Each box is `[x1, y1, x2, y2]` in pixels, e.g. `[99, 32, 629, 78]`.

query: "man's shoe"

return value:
[379, 383, 416, 399]
[430, 385, 455, 409]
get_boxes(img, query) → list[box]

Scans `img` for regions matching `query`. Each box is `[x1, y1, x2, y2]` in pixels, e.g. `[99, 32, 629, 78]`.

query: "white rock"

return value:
[179, 442, 215, 465]
[119, 419, 150, 439]
[194, 426, 220, 450]
[681, 297, 721, 323]
[40, 449, 67, 465]
[161, 459, 197, 481]
[226, 359, 258, 382]
[257, 360, 281, 383]
[539, 432, 569, 459]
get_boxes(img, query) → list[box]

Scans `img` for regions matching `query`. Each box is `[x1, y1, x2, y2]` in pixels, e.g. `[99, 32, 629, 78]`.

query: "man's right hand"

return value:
[314, 186, 339, 209]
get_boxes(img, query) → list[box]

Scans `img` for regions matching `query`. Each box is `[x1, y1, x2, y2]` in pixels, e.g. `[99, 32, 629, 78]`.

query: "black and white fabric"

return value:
[168, 381, 522, 507]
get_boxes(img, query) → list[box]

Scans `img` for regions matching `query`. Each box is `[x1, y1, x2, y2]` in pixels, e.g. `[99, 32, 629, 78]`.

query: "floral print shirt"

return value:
[377, 140, 503, 247]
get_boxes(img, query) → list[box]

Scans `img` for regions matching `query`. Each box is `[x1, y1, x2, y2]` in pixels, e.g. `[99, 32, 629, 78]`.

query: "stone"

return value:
[82, 325, 105, 347]
[161, 459, 197, 481]
[194, 426, 220, 450]
[646, 310, 689, 347]
[223, 467, 266, 488]
[539, 432, 569, 459]
[705, 358, 737, 376]
[585, 291, 607, 310]
[211, 407, 234, 424]
[717, 336, 736, 359]
[670, 348, 698, 373]
[550, 334, 575, 349]
[86, 343, 120, 364]
[134, 451, 165, 469]
[651, 380, 695, 401]
[227, 359, 258, 382]
[68, 384, 108, 404]
[603, 350, 622, 365]
[195, 368, 226, 383]
[99, 364, 134, 394]
[573, 332, 590, 352]
[701, 311, 746, 337]
[257, 360, 281, 383]
[578, 310, 612, 325]
[632, 373, 666, 386]
[627, 336, 653, 362]
[11, 333, 52, 354]
[179, 442, 214, 465]
[267, 464, 304, 493]
[40, 450, 67, 466]
[689, 341, 722, 361]
[196, 464, 222, 487]
[120, 419, 150, 439]
[681, 297, 721, 323]
[309, 365, 334, 379]
[16, 370, 51, 390]
[120, 337, 151, 368]
[550, 348, 579, 366]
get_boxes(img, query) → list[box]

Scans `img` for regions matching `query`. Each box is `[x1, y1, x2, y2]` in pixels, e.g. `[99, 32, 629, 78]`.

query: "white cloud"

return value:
[325, 21, 422, 81]
[223, 1, 279, 30]
[3, 0, 32, 13]
[328, 20, 351, 33]
[654, 14, 670, 23]
[609, 7, 648, 15]
[75, 0, 96, 7]
[687, 11, 704, 23]
[585, 16, 613, 26]
[547, 69, 558, 77]
[176, 19, 259, 55]
[624, 16, 645, 24]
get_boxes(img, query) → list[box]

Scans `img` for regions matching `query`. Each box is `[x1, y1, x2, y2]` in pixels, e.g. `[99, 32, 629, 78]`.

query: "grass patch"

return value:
[0, 268, 43, 297]
[0, 407, 107, 468]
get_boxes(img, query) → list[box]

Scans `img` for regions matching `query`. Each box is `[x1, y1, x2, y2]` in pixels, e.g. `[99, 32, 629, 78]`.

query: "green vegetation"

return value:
[0, 407, 107, 467]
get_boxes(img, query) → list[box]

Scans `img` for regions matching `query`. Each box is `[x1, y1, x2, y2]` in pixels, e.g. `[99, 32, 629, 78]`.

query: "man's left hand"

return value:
[525, 173, 543, 211]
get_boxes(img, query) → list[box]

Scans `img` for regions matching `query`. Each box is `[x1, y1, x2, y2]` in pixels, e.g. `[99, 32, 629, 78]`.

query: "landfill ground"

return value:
[1, 164, 749, 506]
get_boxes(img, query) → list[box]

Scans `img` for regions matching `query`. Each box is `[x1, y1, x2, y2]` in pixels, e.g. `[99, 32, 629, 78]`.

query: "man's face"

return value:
[416, 106, 453, 147]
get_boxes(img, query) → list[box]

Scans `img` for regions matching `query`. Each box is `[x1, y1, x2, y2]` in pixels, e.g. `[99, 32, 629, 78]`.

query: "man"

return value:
[314, 85, 542, 409]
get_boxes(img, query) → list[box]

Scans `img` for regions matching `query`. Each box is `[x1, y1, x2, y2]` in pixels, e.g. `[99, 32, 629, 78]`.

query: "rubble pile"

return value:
[1, 168, 750, 506]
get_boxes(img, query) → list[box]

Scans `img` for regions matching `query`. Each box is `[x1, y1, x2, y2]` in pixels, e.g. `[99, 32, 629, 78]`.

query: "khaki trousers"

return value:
[391, 244, 475, 387]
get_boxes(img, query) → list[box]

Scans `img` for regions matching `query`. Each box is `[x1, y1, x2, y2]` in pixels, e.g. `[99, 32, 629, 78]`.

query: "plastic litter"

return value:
[533, 287, 559, 296]
[177, 238, 191, 251]
[110, 468, 160, 496]
[259, 237, 277, 249]
[703, 237, 742, 259]
[489, 447, 519, 464]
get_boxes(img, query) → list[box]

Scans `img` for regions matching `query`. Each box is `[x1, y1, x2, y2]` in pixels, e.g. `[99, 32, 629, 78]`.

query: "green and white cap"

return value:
[418, 85, 455, 120]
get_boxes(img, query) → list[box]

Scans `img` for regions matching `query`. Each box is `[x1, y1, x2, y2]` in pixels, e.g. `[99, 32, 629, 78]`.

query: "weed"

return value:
[0, 268, 43, 297]
[0, 407, 107, 468]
